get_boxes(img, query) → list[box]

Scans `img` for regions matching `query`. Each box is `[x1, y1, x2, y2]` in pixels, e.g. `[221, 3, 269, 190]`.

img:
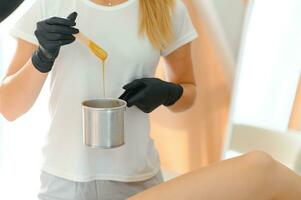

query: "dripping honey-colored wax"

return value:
[88, 40, 108, 61]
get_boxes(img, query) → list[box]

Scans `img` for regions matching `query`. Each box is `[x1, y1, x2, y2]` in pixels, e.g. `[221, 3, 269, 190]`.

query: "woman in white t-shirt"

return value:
[1, 0, 301, 200]
[0, 0, 198, 199]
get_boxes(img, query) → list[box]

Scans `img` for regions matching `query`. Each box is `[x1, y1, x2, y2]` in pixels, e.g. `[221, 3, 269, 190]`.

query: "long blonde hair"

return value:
[139, 0, 175, 50]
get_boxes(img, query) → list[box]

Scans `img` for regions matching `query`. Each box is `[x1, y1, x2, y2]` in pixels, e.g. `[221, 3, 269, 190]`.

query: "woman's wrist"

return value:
[31, 47, 56, 73]
[166, 83, 197, 112]
[163, 83, 184, 106]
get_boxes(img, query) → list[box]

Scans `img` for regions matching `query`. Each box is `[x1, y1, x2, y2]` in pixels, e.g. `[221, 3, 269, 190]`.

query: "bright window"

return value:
[232, 0, 301, 131]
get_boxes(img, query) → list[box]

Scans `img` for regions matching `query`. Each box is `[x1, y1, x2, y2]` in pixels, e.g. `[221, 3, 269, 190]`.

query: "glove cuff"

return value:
[31, 48, 54, 73]
[163, 83, 184, 106]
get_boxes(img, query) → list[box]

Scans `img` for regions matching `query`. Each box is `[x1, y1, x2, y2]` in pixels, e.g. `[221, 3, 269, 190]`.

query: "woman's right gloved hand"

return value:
[32, 12, 79, 73]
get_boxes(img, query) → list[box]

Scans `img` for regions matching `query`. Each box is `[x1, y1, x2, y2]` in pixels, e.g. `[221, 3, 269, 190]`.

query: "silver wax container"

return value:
[82, 98, 127, 149]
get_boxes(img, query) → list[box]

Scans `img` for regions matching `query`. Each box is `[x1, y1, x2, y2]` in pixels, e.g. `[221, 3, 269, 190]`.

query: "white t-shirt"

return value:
[10, 0, 198, 182]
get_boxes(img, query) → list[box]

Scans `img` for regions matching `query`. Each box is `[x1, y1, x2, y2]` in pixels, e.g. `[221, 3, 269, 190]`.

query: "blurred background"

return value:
[0, 0, 301, 199]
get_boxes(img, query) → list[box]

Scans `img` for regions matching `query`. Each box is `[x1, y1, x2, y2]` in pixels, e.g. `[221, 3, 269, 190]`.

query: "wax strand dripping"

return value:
[76, 32, 108, 98]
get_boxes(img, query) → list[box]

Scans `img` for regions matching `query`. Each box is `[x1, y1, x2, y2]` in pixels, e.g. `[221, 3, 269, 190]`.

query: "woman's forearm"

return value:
[128, 151, 301, 200]
[167, 83, 196, 112]
[0, 59, 48, 121]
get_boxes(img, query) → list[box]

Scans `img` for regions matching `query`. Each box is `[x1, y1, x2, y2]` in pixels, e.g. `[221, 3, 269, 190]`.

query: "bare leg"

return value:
[128, 151, 301, 200]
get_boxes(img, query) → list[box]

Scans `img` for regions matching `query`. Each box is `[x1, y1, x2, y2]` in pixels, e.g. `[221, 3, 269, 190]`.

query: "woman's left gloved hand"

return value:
[119, 78, 183, 113]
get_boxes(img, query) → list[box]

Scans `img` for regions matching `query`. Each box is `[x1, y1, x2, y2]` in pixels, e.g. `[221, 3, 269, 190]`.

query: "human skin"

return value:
[2, 2, 300, 200]
[128, 151, 301, 200]
[0, 39, 47, 121]
[0, 0, 197, 119]
[0, 35, 196, 120]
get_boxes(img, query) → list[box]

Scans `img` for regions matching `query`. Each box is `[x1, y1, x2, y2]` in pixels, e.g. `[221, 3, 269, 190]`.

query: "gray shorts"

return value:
[38, 171, 163, 200]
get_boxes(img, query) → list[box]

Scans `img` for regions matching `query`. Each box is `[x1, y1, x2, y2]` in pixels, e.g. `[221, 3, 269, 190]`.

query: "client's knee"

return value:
[242, 151, 276, 172]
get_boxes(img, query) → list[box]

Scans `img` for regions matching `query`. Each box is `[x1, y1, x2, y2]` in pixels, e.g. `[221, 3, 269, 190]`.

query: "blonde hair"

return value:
[139, 0, 175, 50]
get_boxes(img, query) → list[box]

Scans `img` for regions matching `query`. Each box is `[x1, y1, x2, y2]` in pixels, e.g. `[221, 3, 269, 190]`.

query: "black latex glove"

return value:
[31, 12, 79, 73]
[119, 78, 184, 113]
[0, 0, 24, 23]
